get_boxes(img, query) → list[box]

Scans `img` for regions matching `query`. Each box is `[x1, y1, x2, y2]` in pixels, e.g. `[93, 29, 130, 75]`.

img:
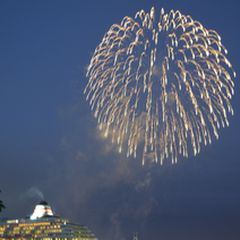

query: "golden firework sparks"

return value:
[85, 7, 236, 165]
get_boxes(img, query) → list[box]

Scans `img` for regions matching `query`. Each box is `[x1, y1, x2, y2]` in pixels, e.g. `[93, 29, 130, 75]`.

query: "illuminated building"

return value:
[0, 201, 97, 240]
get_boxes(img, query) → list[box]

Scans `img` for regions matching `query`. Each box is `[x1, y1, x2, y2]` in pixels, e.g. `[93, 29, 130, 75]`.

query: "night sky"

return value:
[0, 1, 240, 240]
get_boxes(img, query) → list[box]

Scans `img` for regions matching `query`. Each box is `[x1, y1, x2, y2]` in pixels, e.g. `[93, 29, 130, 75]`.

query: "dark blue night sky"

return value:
[0, 1, 240, 240]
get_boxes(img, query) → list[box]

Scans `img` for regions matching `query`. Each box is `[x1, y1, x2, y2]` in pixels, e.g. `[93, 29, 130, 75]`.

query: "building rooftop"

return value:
[30, 200, 54, 220]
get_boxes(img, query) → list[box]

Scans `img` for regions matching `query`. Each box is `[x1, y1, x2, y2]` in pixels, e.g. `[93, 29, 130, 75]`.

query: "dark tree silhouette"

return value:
[0, 190, 5, 212]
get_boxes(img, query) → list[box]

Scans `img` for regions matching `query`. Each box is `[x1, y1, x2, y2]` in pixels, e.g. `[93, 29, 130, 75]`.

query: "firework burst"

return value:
[85, 7, 236, 165]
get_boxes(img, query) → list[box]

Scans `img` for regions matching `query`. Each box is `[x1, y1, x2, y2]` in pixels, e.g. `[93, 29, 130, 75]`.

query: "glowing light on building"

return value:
[30, 200, 53, 220]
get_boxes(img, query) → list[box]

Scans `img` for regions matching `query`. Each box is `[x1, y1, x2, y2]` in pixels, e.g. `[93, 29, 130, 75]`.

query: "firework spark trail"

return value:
[85, 7, 236, 165]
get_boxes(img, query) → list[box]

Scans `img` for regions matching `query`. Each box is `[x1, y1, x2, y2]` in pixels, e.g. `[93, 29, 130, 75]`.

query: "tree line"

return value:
[0, 190, 5, 212]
